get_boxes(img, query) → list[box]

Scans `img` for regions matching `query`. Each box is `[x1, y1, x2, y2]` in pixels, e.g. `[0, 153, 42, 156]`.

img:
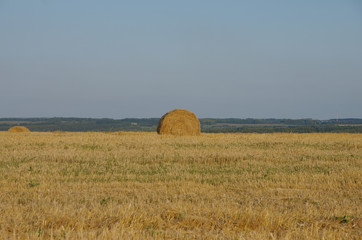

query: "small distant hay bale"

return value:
[157, 109, 200, 136]
[8, 126, 31, 132]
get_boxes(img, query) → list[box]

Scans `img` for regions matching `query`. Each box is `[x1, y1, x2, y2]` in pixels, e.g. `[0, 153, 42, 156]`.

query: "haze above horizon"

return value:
[1, 0, 361, 119]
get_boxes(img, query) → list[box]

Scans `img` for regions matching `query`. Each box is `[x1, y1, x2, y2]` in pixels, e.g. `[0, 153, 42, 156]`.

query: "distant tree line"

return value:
[202, 125, 362, 133]
[200, 118, 362, 126]
[0, 117, 361, 133]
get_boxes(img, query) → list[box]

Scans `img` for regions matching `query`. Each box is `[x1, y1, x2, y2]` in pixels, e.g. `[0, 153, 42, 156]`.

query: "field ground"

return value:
[0, 132, 361, 239]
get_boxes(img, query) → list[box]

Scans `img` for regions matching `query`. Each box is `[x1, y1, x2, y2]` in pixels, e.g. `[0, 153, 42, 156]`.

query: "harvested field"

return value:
[0, 132, 361, 239]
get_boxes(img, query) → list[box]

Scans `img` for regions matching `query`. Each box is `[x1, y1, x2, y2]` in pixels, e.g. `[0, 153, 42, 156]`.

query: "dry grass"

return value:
[0, 132, 361, 239]
[157, 109, 200, 136]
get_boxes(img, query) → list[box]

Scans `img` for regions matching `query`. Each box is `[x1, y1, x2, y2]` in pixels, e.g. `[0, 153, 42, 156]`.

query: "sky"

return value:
[1, 0, 361, 119]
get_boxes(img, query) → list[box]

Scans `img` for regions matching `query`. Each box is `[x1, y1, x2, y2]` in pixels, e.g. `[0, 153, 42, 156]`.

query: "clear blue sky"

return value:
[1, 0, 361, 119]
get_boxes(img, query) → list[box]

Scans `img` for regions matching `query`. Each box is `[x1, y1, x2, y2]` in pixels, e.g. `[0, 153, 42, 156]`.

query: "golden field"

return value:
[0, 132, 361, 239]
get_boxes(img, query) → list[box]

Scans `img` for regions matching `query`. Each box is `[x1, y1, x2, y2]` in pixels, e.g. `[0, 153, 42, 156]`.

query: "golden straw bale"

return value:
[157, 109, 200, 136]
[8, 126, 31, 132]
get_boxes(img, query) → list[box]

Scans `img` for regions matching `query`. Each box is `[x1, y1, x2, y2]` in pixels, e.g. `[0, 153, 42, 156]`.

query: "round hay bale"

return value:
[157, 109, 200, 136]
[8, 126, 31, 133]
